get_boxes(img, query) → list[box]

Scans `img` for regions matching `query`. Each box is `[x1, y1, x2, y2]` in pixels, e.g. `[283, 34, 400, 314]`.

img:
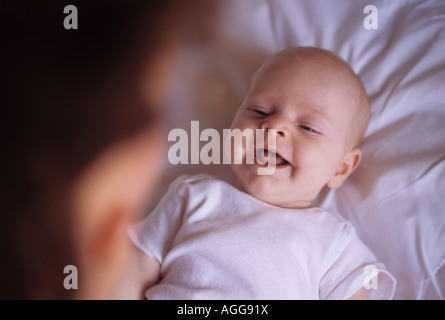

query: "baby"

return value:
[127, 47, 396, 299]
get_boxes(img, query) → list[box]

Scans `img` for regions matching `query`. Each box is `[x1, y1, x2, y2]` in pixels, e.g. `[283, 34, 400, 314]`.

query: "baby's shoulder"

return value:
[306, 207, 356, 238]
[316, 207, 353, 226]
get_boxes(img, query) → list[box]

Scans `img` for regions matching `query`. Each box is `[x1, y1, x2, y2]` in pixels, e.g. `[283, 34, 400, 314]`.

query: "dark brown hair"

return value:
[0, 0, 212, 299]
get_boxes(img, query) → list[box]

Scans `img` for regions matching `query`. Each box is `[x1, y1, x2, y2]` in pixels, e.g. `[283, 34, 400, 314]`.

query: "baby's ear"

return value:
[327, 148, 362, 189]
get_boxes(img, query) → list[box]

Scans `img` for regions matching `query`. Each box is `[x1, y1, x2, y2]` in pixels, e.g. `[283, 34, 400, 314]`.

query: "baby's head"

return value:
[230, 47, 370, 209]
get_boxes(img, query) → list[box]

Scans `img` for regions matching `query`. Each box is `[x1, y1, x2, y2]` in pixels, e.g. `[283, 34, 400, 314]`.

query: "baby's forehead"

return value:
[280, 49, 362, 97]
[254, 50, 359, 102]
[268, 48, 354, 78]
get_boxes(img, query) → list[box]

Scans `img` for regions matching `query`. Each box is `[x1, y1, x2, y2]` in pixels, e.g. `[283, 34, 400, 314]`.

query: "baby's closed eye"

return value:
[254, 109, 268, 116]
[247, 106, 269, 118]
[299, 125, 315, 132]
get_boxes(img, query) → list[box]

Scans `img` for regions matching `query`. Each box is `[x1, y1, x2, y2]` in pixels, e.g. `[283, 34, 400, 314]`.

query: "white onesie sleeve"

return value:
[319, 225, 396, 300]
[128, 176, 188, 264]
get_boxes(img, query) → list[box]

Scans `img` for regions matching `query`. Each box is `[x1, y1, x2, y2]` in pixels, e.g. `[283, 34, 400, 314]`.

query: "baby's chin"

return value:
[234, 175, 309, 209]
[233, 169, 273, 198]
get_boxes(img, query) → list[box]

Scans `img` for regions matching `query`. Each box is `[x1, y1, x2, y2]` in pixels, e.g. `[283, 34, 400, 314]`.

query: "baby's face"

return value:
[230, 52, 363, 208]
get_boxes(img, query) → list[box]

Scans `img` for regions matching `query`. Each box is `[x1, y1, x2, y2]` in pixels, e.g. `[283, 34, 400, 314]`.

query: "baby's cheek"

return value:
[298, 154, 333, 183]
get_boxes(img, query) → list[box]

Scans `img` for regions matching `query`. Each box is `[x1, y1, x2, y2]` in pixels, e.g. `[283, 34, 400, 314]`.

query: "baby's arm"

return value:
[118, 244, 161, 299]
[133, 245, 161, 299]
[347, 287, 368, 300]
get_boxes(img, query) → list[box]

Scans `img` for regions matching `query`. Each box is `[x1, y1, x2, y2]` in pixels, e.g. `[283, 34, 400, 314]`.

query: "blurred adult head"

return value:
[0, 0, 214, 299]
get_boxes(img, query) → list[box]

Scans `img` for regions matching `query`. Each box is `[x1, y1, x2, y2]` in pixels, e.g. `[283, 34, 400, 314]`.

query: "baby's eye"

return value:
[248, 107, 269, 117]
[299, 125, 316, 133]
[254, 109, 269, 116]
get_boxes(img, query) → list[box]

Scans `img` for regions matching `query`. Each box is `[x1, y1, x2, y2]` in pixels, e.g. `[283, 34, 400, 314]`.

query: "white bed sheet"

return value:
[152, 0, 445, 299]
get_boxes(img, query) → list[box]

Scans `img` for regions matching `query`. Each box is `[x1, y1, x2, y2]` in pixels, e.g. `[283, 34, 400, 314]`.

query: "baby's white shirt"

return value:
[129, 174, 396, 299]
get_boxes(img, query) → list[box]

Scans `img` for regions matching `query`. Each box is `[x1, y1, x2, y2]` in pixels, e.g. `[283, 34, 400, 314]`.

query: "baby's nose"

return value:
[260, 116, 290, 138]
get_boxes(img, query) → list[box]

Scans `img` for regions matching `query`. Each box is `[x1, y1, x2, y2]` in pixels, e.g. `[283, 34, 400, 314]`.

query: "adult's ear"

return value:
[327, 148, 362, 189]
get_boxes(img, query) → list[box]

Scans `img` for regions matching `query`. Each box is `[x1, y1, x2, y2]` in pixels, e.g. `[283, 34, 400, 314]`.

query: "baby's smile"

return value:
[254, 148, 290, 168]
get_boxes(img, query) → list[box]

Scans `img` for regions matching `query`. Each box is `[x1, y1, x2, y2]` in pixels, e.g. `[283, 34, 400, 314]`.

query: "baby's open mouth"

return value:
[254, 148, 290, 167]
